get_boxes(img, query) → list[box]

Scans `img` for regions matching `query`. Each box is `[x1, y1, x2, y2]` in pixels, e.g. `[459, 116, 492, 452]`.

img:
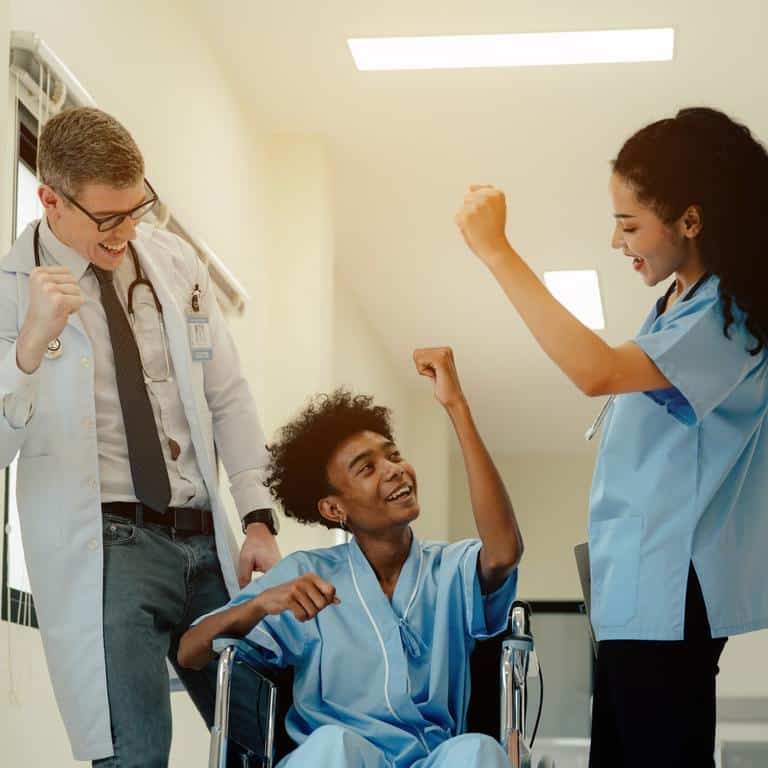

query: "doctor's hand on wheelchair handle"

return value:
[238, 524, 282, 586]
[17, 266, 85, 373]
[413, 347, 466, 410]
[253, 573, 340, 622]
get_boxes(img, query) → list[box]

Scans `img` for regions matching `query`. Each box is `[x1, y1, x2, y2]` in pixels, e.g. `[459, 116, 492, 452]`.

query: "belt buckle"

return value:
[173, 507, 200, 534]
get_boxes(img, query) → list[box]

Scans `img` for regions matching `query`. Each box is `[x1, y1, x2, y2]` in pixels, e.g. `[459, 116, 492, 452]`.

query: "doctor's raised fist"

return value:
[454, 185, 512, 267]
[413, 347, 466, 409]
[17, 266, 85, 373]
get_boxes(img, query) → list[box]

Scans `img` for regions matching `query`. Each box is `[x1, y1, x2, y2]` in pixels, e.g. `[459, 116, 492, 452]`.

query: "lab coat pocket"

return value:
[589, 516, 642, 627]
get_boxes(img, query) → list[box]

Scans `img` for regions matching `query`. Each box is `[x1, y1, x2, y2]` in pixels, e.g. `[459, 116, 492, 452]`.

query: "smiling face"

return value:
[609, 172, 701, 287]
[38, 179, 147, 271]
[319, 430, 420, 536]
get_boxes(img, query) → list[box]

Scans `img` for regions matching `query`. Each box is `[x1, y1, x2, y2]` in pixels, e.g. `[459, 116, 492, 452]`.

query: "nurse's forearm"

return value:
[447, 399, 523, 588]
[484, 244, 617, 395]
[178, 599, 266, 671]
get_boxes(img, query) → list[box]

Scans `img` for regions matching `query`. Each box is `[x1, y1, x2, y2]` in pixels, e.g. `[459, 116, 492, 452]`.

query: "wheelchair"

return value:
[207, 600, 553, 768]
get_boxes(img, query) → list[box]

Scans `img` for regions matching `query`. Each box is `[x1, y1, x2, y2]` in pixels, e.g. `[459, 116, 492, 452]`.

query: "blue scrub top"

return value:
[589, 275, 768, 641]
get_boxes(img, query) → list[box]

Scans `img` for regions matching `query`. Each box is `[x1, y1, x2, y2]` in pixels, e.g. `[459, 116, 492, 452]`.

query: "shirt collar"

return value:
[38, 216, 92, 282]
[654, 272, 713, 321]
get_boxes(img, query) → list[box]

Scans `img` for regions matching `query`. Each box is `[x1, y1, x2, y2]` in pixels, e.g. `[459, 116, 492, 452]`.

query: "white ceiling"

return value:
[192, 0, 768, 454]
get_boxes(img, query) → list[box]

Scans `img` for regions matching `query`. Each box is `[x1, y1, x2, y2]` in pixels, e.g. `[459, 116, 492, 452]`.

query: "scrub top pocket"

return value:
[590, 516, 643, 628]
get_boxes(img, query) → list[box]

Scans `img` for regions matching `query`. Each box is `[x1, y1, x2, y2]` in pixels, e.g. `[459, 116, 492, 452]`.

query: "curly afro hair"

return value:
[264, 389, 394, 529]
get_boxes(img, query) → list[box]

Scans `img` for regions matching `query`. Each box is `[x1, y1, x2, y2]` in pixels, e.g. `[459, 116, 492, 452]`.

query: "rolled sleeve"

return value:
[634, 294, 759, 426]
[459, 540, 518, 639]
[230, 468, 278, 530]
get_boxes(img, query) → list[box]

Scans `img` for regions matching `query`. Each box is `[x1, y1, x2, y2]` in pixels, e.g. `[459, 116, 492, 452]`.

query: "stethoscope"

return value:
[33, 222, 183, 382]
[584, 271, 712, 442]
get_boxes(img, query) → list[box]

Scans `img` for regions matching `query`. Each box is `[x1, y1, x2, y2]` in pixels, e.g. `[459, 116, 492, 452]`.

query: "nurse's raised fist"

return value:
[17, 266, 85, 373]
[413, 347, 466, 409]
[454, 185, 511, 267]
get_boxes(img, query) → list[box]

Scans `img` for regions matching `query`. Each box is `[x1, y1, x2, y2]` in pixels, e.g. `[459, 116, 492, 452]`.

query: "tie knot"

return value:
[92, 265, 114, 285]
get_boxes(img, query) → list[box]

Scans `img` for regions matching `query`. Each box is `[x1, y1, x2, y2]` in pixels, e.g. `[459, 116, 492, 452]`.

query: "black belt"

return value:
[102, 502, 214, 535]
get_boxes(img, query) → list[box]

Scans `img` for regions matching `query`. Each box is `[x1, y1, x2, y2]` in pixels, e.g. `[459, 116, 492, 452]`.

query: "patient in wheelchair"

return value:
[179, 347, 523, 767]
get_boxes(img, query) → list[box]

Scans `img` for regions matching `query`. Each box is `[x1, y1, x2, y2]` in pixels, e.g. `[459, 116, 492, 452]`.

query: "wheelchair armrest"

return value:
[210, 635, 286, 768]
[212, 635, 264, 666]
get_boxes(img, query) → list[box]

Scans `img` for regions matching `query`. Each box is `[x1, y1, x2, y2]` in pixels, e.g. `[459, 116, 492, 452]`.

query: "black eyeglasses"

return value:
[60, 178, 159, 232]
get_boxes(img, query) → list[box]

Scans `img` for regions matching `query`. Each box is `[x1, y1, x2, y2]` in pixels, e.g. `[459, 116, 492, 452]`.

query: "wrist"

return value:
[245, 521, 271, 536]
[16, 326, 48, 374]
[444, 396, 470, 417]
[242, 509, 277, 536]
[232, 598, 265, 635]
[483, 241, 519, 273]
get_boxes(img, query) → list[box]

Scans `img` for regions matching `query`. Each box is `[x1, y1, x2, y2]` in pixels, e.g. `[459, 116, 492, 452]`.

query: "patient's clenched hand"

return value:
[413, 347, 467, 409]
[255, 573, 340, 622]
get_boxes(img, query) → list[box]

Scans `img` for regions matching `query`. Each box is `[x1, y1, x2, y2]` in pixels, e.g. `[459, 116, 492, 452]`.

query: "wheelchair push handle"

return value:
[501, 601, 535, 768]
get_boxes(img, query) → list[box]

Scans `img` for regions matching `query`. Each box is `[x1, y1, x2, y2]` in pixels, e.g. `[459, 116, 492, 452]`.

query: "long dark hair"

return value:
[613, 107, 768, 354]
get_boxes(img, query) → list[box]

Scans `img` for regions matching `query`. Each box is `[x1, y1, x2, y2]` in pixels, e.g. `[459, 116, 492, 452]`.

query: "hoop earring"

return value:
[339, 517, 348, 532]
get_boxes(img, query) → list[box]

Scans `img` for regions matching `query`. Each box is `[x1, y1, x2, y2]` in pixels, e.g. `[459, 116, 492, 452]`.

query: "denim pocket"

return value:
[589, 516, 642, 627]
[102, 515, 138, 547]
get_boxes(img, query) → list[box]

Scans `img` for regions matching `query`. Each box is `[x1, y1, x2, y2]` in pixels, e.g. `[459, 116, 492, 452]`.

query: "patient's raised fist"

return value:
[413, 347, 466, 409]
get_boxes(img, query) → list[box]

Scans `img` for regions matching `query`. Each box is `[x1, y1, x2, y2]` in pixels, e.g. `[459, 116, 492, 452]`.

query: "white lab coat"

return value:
[0, 222, 272, 760]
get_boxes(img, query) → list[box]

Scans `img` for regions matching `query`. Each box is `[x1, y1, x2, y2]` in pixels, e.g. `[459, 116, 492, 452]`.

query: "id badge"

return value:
[187, 313, 213, 361]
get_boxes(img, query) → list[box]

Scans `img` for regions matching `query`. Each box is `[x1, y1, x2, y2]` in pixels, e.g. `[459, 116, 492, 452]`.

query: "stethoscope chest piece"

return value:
[45, 337, 63, 360]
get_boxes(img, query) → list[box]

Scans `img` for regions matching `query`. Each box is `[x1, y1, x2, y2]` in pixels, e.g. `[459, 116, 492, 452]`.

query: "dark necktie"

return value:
[92, 264, 171, 512]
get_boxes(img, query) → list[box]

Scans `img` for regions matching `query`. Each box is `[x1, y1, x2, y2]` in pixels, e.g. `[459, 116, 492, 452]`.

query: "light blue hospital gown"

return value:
[589, 274, 768, 641]
[214, 534, 517, 767]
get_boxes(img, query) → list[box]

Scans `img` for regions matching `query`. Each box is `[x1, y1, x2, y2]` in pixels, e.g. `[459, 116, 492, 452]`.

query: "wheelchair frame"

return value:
[208, 601, 537, 768]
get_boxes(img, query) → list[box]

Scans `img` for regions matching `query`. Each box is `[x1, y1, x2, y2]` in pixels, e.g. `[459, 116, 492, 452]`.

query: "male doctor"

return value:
[0, 106, 280, 766]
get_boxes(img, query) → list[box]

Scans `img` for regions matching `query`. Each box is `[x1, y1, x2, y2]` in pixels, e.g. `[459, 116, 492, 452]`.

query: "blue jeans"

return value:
[92, 514, 237, 768]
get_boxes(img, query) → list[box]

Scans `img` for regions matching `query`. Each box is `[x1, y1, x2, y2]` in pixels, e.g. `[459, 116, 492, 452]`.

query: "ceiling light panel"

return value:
[544, 270, 606, 330]
[348, 28, 674, 71]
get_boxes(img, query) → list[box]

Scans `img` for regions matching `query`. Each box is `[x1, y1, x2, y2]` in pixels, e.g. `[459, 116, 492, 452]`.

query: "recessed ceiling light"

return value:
[348, 28, 674, 71]
[544, 270, 605, 330]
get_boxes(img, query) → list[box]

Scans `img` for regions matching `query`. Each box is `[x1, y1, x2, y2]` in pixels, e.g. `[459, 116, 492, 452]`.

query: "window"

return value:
[2, 105, 42, 628]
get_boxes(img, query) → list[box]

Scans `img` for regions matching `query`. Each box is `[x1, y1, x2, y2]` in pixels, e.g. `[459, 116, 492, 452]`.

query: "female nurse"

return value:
[455, 106, 768, 768]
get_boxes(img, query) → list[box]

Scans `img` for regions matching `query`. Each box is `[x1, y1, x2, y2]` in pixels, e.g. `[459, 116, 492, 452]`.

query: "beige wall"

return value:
[260, 134, 339, 555]
[333, 274, 451, 542]
[450, 450, 596, 599]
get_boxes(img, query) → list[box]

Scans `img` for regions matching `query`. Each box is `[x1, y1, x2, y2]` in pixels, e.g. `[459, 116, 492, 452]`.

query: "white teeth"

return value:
[101, 243, 125, 253]
[386, 484, 412, 502]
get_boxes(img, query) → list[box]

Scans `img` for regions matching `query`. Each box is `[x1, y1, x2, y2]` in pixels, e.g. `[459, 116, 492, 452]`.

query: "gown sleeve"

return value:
[449, 539, 519, 640]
